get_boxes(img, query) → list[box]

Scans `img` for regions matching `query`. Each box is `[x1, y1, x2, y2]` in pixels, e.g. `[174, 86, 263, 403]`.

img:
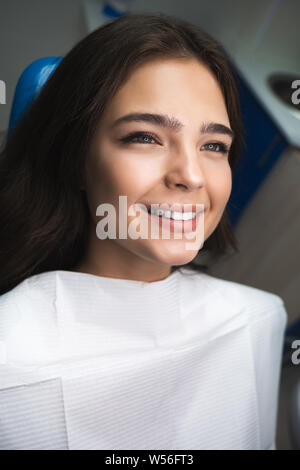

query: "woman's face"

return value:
[82, 58, 234, 278]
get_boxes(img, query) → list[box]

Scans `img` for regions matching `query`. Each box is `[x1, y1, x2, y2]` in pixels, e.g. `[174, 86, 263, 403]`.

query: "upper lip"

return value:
[140, 203, 205, 213]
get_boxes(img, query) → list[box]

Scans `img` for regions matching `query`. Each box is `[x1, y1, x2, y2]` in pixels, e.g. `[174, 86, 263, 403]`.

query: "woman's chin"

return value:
[147, 242, 201, 267]
[115, 236, 203, 268]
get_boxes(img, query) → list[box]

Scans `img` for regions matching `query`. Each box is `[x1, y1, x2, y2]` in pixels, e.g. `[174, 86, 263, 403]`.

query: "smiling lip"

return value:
[139, 202, 204, 234]
[140, 203, 205, 214]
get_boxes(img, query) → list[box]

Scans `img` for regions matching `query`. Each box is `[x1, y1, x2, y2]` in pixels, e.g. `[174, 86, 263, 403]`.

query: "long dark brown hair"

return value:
[0, 12, 245, 295]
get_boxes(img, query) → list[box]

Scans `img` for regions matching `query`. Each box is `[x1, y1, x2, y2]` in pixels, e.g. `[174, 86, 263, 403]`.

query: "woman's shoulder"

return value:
[0, 270, 58, 312]
[179, 267, 288, 329]
[0, 271, 59, 348]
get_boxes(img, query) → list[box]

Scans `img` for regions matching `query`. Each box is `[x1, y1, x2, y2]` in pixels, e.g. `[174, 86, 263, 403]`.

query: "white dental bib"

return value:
[0, 267, 287, 450]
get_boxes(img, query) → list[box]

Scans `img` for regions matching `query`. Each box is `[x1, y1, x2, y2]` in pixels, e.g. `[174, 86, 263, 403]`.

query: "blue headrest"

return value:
[8, 56, 63, 137]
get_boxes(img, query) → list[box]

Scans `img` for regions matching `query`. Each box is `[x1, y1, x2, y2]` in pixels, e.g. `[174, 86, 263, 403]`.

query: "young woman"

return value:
[0, 13, 287, 450]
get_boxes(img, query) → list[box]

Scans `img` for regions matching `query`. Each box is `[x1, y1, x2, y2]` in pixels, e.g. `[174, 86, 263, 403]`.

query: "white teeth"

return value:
[150, 208, 196, 220]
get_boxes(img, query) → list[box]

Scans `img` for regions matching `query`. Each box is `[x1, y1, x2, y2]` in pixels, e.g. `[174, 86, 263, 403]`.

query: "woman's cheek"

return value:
[111, 154, 162, 194]
[207, 162, 232, 211]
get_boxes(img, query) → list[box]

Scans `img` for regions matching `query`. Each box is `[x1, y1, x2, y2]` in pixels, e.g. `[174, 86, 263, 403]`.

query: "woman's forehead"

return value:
[100, 60, 229, 130]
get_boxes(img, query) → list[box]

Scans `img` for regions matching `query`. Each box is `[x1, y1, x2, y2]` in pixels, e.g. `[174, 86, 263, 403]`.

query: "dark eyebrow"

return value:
[111, 112, 234, 140]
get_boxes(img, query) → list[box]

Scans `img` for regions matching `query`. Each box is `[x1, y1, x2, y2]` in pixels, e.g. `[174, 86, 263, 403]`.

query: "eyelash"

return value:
[120, 132, 230, 154]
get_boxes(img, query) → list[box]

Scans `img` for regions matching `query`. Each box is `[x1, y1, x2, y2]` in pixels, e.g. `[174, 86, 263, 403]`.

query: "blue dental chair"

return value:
[8, 56, 63, 138]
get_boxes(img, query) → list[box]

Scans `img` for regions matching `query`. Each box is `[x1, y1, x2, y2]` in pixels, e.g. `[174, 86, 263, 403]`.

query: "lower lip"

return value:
[145, 209, 204, 233]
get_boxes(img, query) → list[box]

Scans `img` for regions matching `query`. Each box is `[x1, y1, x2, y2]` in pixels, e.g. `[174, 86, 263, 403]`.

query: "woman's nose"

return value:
[164, 145, 205, 191]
